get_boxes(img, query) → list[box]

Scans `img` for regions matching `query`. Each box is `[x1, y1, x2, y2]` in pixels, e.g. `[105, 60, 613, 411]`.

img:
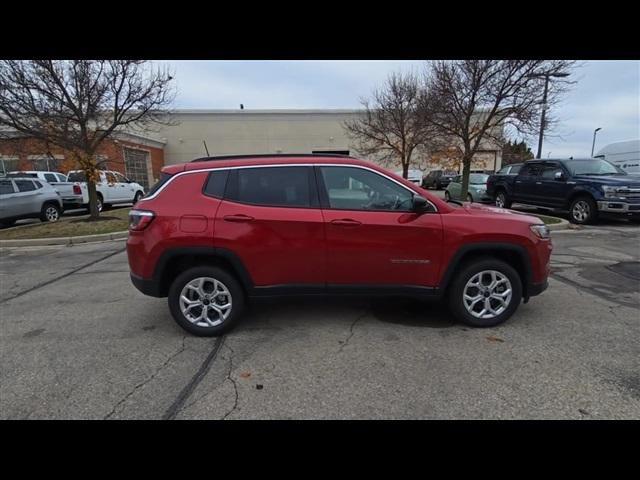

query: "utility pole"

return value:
[529, 71, 570, 159]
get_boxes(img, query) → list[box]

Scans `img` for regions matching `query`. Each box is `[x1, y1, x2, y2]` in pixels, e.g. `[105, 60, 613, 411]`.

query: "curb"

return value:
[547, 218, 570, 231]
[0, 231, 128, 247]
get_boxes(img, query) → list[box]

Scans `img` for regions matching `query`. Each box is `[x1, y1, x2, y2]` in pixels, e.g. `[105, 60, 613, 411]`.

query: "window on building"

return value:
[30, 157, 60, 172]
[1, 157, 20, 175]
[226, 167, 311, 207]
[124, 148, 150, 189]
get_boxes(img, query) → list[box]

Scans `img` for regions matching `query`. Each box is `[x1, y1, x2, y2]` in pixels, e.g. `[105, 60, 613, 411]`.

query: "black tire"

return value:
[569, 195, 597, 225]
[0, 219, 16, 228]
[495, 190, 512, 208]
[40, 202, 61, 222]
[448, 258, 523, 328]
[444, 191, 451, 202]
[467, 193, 473, 203]
[168, 266, 245, 336]
[133, 191, 143, 204]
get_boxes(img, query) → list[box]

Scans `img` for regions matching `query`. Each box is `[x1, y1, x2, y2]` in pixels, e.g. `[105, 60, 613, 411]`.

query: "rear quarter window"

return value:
[203, 170, 229, 198]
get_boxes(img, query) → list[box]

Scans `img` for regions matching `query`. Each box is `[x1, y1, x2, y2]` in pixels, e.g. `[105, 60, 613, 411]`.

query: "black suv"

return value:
[422, 170, 457, 190]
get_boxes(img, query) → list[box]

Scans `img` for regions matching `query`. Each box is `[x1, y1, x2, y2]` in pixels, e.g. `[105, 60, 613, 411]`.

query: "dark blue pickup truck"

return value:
[486, 158, 640, 224]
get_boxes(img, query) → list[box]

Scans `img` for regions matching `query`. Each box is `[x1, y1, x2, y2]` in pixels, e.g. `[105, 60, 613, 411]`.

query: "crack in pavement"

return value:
[221, 343, 239, 420]
[337, 309, 368, 354]
[104, 336, 187, 420]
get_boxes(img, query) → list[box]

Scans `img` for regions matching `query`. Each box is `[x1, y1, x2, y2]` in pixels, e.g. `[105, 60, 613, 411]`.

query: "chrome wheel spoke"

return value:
[463, 270, 512, 320]
[180, 276, 233, 327]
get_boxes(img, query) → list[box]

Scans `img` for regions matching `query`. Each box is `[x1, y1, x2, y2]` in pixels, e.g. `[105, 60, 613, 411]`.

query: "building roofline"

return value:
[168, 109, 365, 115]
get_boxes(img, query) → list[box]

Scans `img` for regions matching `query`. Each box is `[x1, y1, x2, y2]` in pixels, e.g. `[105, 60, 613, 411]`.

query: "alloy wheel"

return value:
[463, 270, 512, 319]
[45, 206, 59, 222]
[572, 200, 590, 223]
[179, 277, 233, 327]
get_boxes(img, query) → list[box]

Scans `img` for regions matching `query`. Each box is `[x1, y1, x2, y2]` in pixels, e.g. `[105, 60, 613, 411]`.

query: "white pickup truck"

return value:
[66, 170, 146, 211]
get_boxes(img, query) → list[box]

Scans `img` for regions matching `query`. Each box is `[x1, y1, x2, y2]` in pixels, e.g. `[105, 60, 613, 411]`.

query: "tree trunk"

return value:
[87, 178, 100, 220]
[402, 162, 409, 179]
[460, 154, 472, 201]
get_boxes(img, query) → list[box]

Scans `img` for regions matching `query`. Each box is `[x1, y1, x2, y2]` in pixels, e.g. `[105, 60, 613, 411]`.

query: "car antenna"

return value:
[203, 140, 210, 157]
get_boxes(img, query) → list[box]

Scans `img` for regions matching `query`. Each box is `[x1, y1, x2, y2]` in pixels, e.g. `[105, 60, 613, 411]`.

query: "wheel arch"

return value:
[439, 243, 533, 299]
[154, 247, 253, 297]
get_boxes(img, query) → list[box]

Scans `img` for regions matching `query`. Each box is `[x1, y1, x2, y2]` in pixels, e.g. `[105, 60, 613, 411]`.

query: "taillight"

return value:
[129, 209, 155, 231]
[73, 184, 82, 195]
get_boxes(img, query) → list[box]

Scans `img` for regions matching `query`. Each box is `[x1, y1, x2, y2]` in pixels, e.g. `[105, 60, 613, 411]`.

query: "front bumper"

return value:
[597, 201, 640, 214]
[528, 279, 548, 297]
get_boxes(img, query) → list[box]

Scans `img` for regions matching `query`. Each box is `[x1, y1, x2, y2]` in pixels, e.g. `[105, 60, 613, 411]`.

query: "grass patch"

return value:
[530, 213, 563, 225]
[0, 208, 130, 240]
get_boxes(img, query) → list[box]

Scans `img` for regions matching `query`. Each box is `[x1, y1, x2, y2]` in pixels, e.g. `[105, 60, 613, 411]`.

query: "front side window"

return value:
[540, 164, 563, 179]
[15, 180, 36, 192]
[227, 166, 312, 208]
[320, 166, 413, 211]
[105, 172, 117, 184]
[520, 163, 543, 177]
[44, 173, 57, 183]
[0, 180, 15, 194]
[114, 172, 128, 183]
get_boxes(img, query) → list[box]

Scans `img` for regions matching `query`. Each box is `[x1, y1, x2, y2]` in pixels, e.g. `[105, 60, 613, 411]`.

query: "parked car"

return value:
[422, 170, 458, 190]
[0, 177, 63, 227]
[486, 158, 640, 224]
[127, 154, 552, 336]
[66, 170, 145, 211]
[495, 163, 523, 176]
[395, 169, 423, 185]
[444, 173, 492, 203]
[8, 170, 84, 210]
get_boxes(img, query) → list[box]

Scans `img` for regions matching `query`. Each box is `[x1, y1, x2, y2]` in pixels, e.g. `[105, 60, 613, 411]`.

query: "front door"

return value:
[317, 165, 443, 288]
[214, 165, 326, 288]
[537, 162, 568, 207]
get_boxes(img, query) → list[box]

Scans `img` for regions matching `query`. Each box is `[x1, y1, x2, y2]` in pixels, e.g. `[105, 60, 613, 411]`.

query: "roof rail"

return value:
[190, 153, 355, 163]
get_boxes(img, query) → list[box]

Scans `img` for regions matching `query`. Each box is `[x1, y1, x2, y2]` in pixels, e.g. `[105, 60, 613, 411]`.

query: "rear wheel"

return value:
[448, 258, 523, 327]
[133, 191, 143, 204]
[467, 193, 473, 203]
[444, 191, 451, 202]
[495, 190, 512, 208]
[569, 196, 597, 225]
[168, 266, 245, 336]
[40, 203, 61, 222]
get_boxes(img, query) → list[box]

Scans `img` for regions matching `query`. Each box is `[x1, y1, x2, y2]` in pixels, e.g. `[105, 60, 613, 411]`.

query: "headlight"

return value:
[602, 185, 629, 199]
[529, 224, 550, 239]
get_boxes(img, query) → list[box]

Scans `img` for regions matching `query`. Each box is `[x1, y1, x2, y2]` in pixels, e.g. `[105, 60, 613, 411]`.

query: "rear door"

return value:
[513, 162, 543, 204]
[12, 179, 40, 216]
[0, 179, 18, 219]
[214, 165, 326, 289]
[317, 165, 443, 289]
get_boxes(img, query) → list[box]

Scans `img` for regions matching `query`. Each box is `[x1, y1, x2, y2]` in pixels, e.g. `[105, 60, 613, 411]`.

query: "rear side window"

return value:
[203, 170, 229, 198]
[145, 172, 173, 198]
[0, 180, 15, 194]
[15, 180, 36, 192]
[34, 181, 43, 189]
[520, 163, 542, 177]
[226, 167, 312, 207]
[510, 164, 522, 174]
[44, 173, 57, 182]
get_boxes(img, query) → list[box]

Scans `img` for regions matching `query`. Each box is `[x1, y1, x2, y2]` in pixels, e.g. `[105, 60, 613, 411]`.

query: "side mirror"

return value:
[412, 195, 431, 212]
[554, 171, 565, 181]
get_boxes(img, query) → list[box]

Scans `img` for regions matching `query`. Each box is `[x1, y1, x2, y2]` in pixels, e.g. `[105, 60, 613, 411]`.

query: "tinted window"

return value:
[510, 164, 522, 174]
[34, 181, 43, 189]
[145, 172, 173, 198]
[67, 172, 86, 182]
[15, 180, 36, 192]
[203, 170, 229, 198]
[0, 180, 14, 194]
[228, 167, 311, 207]
[520, 163, 543, 177]
[114, 172, 128, 183]
[469, 174, 489, 184]
[320, 166, 413, 211]
[44, 173, 57, 182]
[497, 166, 509, 174]
[56, 174, 67, 182]
[540, 164, 563, 179]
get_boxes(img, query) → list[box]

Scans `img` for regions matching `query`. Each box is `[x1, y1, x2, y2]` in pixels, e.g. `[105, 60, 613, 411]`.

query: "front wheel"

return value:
[448, 258, 523, 327]
[569, 196, 597, 225]
[168, 266, 245, 336]
[40, 203, 61, 222]
[495, 191, 512, 209]
[133, 191, 143, 204]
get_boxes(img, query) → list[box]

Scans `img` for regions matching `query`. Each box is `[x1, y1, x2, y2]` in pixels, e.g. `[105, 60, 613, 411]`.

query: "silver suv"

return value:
[0, 177, 63, 227]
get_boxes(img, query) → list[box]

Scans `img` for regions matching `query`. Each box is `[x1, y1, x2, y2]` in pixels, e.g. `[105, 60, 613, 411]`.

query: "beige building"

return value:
[149, 109, 503, 174]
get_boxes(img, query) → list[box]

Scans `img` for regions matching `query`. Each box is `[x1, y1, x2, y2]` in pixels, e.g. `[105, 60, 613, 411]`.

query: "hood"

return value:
[461, 202, 542, 224]
[573, 174, 640, 187]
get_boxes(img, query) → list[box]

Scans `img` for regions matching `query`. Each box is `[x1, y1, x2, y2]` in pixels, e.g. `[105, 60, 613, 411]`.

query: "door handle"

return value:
[330, 218, 362, 227]
[223, 214, 254, 223]
[535, 181, 542, 185]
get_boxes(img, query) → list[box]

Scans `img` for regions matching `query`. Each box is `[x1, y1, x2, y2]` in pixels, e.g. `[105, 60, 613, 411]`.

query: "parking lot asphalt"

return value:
[1, 220, 638, 419]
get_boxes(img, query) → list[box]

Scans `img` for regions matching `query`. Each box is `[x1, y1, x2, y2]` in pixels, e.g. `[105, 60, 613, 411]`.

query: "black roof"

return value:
[190, 153, 355, 163]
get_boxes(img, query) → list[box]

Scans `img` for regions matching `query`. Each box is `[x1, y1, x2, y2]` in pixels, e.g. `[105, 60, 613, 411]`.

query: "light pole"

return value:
[529, 72, 570, 159]
[591, 127, 602, 157]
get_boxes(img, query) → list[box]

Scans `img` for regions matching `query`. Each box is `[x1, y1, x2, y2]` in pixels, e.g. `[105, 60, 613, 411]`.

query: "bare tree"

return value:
[422, 60, 577, 200]
[0, 60, 175, 219]
[344, 72, 439, 179]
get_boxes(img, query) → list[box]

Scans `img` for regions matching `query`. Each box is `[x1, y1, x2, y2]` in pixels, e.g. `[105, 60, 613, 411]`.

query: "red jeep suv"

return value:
[127, 154, 552, 336]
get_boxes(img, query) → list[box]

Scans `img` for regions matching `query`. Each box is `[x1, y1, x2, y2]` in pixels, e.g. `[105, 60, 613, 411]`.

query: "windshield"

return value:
[566, 159, 625, 176]
[470, 173, 489, 184]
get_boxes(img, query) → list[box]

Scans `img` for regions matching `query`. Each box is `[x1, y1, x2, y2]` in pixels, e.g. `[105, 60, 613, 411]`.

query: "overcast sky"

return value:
[164, 60, 639, 158]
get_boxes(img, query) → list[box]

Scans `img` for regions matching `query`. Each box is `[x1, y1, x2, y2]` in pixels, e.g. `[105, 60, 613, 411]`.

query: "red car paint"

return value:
[127, 155, 551, 299]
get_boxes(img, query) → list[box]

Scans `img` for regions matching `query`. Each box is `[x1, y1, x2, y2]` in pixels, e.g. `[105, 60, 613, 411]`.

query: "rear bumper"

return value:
[130, 272, 162, 297]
